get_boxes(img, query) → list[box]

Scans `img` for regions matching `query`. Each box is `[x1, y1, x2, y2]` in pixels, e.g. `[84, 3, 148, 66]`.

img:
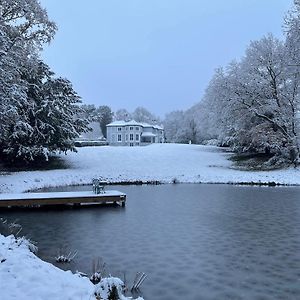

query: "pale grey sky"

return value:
[40, 0, 293, 117]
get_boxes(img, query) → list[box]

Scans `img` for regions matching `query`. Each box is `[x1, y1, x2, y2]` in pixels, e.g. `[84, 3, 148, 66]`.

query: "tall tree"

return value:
[81, 104, 97, 120]
[114, 108, 131, 121]
[96, 106, 113, 138]
[0, 0, 89, 163]
[163, 110, 186, 143]
[198, 33, 300, 165]
[132, 106, 159, 124]
[229, 34, 300, 163]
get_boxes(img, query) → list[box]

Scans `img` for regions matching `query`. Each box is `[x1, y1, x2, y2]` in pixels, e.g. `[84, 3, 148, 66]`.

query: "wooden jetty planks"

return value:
[0, 191, 126, 208]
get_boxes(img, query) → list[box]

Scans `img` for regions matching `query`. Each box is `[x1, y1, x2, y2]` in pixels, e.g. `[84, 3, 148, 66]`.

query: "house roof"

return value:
[140, 123, 163, 130]
[141, 132, 156, 137]
[106, 120, 139, 127]
[107, 120, 163, 130]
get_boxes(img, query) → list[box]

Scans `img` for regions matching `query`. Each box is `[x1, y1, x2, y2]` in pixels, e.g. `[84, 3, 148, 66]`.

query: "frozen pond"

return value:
[1, 184, 300, 299]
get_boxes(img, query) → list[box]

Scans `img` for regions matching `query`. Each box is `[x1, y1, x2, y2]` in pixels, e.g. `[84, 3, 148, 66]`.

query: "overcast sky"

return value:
[40, 0, 293, 117]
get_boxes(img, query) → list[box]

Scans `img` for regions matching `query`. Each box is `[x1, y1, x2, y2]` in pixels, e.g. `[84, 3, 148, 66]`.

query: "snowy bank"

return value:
[0, 234, 143, 300]
[1, 144, 300, 193]
[0, 234, 94, 300]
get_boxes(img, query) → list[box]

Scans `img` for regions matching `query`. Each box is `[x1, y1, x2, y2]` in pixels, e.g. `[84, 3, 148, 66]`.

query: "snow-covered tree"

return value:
[132, 106, 160, 124]
[182, 107, 199, 144]
[0, 0, 89, 164]
[285, 0, 300, 143]
[162, 1, 300, 165]
[163, 104, 212, 144]
[81, 104, 97, 119]
[114, 108, 131, 121]
[2, 59, 90, 163]
[0, 0, 56, 46]
[96, 106, 113, 138]
[197, 32, 300, 165]
[229, 34, 300, 162]
[163, 110, 186, 143]
[187, 103, 217, 144]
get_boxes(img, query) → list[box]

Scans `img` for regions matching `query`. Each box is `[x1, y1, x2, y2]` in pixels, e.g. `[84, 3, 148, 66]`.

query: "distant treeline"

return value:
[163, 1, 300, 167]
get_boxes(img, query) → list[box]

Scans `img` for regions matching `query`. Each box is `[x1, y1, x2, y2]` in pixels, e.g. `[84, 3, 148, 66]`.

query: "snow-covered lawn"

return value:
[0, 234, 142, 300]
[1, 143, 300, 193]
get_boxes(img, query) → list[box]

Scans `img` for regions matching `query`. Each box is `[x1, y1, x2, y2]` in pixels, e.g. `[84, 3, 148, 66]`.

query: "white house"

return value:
[106, 120, 164, 146]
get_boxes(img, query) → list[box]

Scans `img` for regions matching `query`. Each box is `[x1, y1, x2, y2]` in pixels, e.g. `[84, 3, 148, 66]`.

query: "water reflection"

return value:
[1, 184, 300, 300]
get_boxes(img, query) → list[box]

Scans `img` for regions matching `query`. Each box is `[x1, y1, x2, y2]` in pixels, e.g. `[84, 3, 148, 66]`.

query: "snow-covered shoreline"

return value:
[0, 234, 94, 300]
[1, 144, 300, 193]
[0, 234, 143, 300]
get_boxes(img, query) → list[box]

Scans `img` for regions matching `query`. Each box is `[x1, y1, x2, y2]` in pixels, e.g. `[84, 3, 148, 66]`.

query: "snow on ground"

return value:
[1, 144, 300, 193]
[0, 234, 143, 300]
[0, 234, 93, 300]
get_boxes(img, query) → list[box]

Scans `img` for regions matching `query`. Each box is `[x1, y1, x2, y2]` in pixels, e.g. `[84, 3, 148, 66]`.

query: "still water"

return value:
[1, 184, 300, 299]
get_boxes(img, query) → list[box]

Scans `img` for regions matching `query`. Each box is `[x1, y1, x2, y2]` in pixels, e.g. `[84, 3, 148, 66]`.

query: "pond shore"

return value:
[0, 234, 94, 299]
[1, 144, 300, 193]
[0, 234, 143, 300]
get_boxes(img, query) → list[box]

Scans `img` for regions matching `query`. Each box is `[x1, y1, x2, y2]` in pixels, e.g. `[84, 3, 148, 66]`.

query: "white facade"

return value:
[106, 120, 164, 146]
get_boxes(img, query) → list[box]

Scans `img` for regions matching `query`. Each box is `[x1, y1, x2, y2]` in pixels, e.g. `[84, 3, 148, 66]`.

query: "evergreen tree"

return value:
[0, 0, 89, 164]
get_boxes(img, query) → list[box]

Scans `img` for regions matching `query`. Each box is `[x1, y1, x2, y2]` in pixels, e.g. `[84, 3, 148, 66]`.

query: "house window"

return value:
[117, 134, 122, 142]
[136, 127, 139, 131]
[129, 127, 133, 130]
[136, 134, 139, 141]
[117, 127, 122, 131]
[130, 134, 134, 141]
[130, 143, 134, 147]
[125, 134, 128, 141]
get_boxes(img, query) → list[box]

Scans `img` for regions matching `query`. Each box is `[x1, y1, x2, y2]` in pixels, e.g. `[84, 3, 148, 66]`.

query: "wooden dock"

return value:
[0, 190, 126, 208]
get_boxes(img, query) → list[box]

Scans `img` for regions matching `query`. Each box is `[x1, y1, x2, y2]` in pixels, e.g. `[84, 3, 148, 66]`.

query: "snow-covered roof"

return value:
[140, 122, 163, 130]
[141, 132, 156, 137]
[106, 120, 140, 127]
[107, 120, 163, 130]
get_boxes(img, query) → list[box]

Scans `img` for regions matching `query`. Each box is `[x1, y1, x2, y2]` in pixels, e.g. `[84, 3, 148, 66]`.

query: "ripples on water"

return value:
[1, 184, 300, 300]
